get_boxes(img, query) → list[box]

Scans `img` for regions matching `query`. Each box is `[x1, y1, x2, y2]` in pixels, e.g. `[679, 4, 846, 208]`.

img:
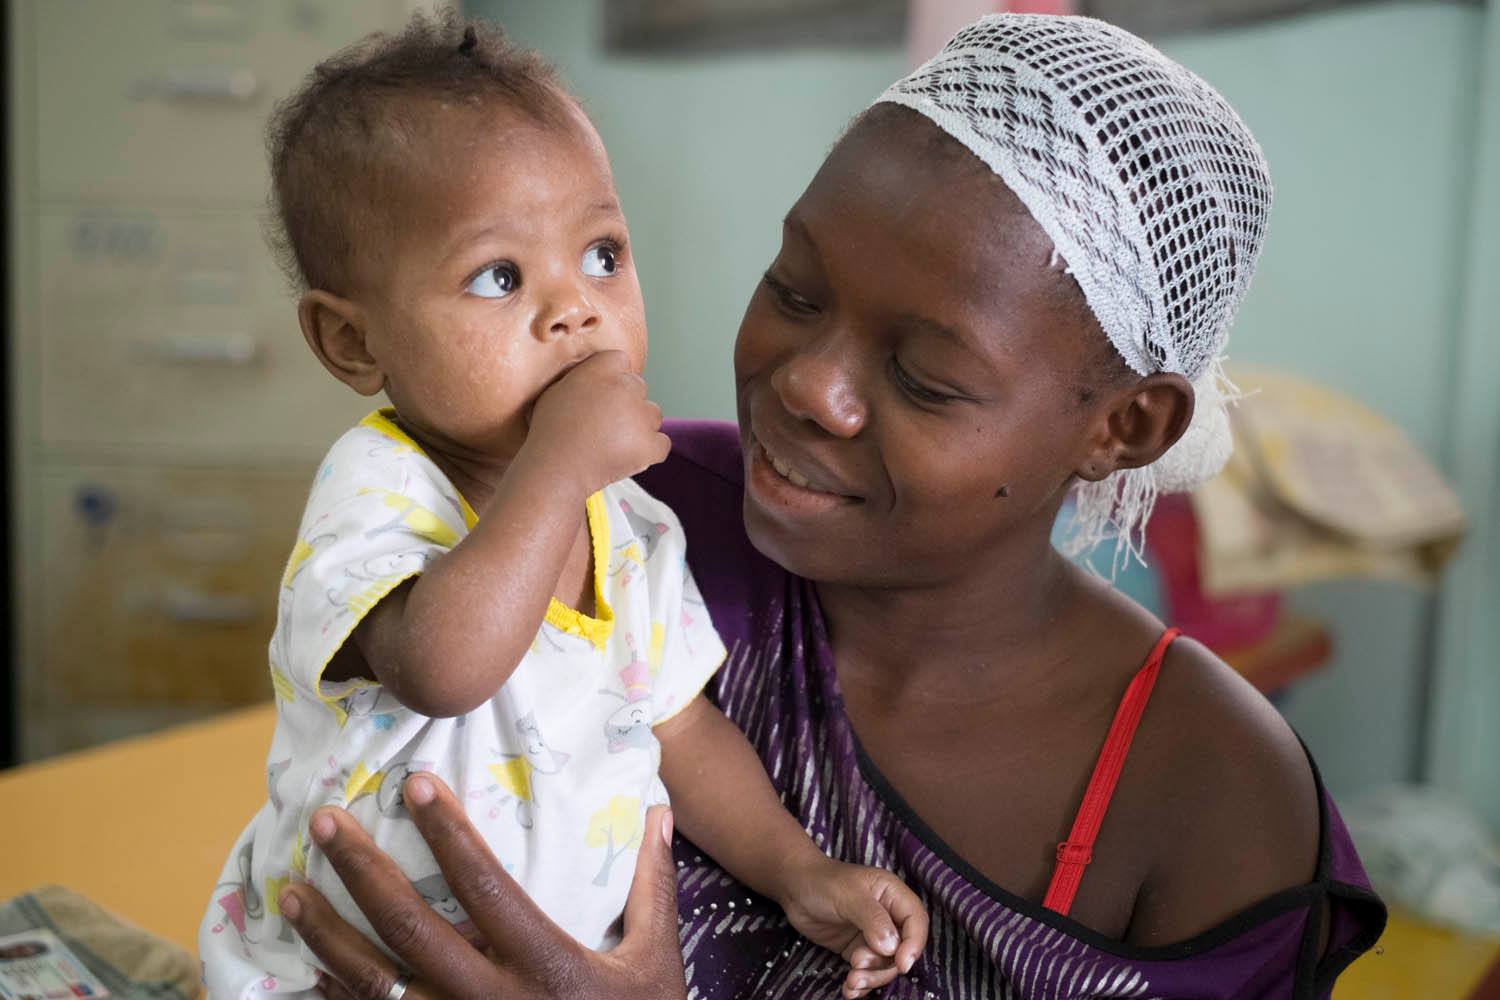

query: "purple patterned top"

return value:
[639, 421, 1385, 1000]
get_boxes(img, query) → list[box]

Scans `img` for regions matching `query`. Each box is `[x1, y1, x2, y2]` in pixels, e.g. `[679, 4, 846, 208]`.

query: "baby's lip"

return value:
[551, 349, 600, 386]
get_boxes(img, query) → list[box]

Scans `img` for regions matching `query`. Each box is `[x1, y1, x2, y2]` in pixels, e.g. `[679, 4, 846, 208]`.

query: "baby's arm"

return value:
[656, 695, 927, 997]
[345, 351, 668, 718]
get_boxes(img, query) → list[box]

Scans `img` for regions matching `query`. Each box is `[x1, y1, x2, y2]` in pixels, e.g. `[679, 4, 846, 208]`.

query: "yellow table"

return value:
[0, 704, 275, 953]
[2, 705, 1493, 996]
[1334, 906, 1500, 999]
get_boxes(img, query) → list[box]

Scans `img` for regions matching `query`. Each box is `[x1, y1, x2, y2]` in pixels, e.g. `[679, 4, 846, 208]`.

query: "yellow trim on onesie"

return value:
[544, 492, 614, 650]
[314, 573, 411, 724]
[359, 407, 614, 650]
[359, 409, 479, 522]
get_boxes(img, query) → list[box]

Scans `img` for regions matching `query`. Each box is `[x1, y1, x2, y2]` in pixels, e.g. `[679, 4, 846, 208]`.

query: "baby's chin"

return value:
[416, 413, 531, 463]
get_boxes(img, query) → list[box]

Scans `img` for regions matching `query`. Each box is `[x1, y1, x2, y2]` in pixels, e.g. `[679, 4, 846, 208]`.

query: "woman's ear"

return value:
[298, 290, 386, 396]
[1075, 372, 1194, 482]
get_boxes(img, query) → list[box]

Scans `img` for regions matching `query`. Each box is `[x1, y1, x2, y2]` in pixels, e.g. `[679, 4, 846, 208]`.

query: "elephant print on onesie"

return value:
[607, 499, 669, 588]
[206, 841, 262, 945]
[411, 872, 482, 946]
[602, 635, 654, 756]
[205, 842, 303, 949]
[472, 712, 571, 829]
[618, 499, 668, 559]
[335, 685, 401, 731]
[266, 757, 293, 812]
[373, 749, 439, 820]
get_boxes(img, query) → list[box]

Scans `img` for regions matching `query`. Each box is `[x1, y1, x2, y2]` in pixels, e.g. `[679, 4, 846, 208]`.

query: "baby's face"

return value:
[355, 103, 646, 462]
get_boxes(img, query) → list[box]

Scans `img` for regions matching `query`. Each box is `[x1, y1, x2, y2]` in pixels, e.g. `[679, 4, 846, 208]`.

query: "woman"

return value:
[277, 15, 1385, 999]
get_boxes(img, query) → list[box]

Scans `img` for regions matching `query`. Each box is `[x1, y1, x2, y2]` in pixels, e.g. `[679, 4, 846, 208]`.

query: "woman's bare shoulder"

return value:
[1122, 633, 1321, 946]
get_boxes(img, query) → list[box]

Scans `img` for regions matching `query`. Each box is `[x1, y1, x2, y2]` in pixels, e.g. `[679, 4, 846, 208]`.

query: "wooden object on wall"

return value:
[1082, 0, 1479, 36]
[605, 0, 905, 52]
[7, 0, 439, 760]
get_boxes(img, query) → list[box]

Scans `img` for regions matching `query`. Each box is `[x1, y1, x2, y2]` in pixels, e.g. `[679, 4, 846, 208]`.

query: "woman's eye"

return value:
[763, 273, 817, 315]
[582, 244, 618, 277]
[467, 263, 519, 299]
[893, 359, 956, 405]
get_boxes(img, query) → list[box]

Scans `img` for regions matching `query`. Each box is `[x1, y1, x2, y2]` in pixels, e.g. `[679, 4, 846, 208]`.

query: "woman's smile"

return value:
[746, 434, 862, 516]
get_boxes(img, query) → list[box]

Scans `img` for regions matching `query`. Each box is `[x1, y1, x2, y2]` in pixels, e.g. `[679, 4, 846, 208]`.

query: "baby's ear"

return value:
[298, 290, 385, 396]
[1075, 372, 1194, 481]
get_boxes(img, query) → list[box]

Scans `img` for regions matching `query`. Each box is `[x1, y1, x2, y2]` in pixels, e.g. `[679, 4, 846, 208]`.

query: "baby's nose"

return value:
[538, 289, 601, 340]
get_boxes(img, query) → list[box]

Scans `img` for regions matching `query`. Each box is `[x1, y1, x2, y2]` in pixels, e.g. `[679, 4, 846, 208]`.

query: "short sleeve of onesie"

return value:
[271, 411, 474, 703]
[651, 564, 727, 724]
[602, 482, 728, 725]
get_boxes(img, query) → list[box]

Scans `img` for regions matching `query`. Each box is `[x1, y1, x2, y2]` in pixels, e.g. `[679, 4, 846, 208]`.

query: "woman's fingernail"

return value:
[279, 888, 301, 921]
[662, 809, 674, 844]
[310, 811, 336, 844]
[901, 954, 914, 973]
[405, 773, 435, 806]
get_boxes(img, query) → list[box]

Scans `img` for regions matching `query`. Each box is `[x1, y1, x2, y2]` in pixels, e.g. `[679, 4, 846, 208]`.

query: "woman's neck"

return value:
[814, 529, 1086, 705]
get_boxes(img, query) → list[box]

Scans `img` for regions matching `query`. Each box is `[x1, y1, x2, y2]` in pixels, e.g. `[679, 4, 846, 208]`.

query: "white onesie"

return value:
[199, 409, 726, 999]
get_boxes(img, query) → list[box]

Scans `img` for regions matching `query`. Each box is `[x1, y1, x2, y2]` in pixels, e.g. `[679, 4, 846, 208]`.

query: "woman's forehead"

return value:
[794, 115, 1068, 315]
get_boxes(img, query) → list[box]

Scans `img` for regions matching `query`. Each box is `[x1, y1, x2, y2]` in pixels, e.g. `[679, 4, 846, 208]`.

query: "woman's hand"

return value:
[277, 773, 687, 1000]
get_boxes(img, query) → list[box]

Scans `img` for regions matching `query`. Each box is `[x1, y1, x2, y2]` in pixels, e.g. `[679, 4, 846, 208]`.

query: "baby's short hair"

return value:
[267, 10, 574, 294]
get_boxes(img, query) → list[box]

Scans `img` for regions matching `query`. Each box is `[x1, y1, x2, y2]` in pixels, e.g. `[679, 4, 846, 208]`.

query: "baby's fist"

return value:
[778, 859, 928, 999]
[528, 350, 670, 495]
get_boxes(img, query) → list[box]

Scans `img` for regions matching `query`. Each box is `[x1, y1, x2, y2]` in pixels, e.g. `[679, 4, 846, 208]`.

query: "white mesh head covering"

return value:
[872, 14, 1271, 571]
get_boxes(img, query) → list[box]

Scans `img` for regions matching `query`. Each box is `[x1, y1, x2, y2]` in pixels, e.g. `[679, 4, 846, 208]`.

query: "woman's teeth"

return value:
[767, 448, 814, 490]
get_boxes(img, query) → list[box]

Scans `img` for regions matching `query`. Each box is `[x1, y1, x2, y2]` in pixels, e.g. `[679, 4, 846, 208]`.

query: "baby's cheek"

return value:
[458, 343, 531, 406]
[608, 283, 649, 369]
[616, 325, 649, 377]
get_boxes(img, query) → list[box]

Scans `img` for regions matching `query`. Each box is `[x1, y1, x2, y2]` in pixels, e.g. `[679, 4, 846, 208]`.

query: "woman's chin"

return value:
[742, 492, 851, 585]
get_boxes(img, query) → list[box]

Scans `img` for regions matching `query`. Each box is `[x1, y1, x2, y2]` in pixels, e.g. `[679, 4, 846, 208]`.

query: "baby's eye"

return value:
[467, 263, 519, 299]
[582, 243, 618, 277]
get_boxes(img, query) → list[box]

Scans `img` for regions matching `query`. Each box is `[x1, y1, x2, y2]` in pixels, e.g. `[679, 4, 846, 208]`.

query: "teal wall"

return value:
[1430, 2, 1500, 828]
[1156, 4, 1488, 806]
[468, 1, 1496, 807]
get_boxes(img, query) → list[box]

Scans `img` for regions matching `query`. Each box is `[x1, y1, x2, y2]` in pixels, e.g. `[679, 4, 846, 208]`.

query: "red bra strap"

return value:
[1043, 627, 1181, 917]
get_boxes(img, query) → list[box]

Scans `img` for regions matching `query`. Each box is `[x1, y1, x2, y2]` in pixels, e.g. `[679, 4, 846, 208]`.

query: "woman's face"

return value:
[734, 111, 1113, 589]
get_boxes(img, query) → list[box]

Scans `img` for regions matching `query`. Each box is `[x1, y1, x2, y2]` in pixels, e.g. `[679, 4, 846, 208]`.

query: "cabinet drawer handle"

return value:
[142, 333, 259, 366]
[160, 586, 257, 625]
[133, 68, 259, 104]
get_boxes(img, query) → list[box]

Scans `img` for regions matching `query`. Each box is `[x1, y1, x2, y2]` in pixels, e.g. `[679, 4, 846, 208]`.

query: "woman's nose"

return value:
[770, 339, 867, 438]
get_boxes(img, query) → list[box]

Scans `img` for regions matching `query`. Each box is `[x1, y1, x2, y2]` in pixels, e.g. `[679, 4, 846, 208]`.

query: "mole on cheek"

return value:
[995, 484, 1011, 499]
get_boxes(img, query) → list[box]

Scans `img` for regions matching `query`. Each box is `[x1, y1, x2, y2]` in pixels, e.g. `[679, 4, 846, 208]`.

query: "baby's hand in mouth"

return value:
[524, 350, 671, 496]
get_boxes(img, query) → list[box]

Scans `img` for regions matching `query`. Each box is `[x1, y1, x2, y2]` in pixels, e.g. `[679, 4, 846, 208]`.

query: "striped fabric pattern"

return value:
[645, 421, 1383, 1000]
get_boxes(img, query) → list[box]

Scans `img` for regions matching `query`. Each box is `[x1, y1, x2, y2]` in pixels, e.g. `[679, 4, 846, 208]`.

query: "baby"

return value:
[200, 14, 926, 999]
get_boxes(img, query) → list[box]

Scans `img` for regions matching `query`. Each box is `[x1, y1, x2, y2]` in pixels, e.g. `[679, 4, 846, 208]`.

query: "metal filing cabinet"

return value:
[9, 1, 437, 759]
